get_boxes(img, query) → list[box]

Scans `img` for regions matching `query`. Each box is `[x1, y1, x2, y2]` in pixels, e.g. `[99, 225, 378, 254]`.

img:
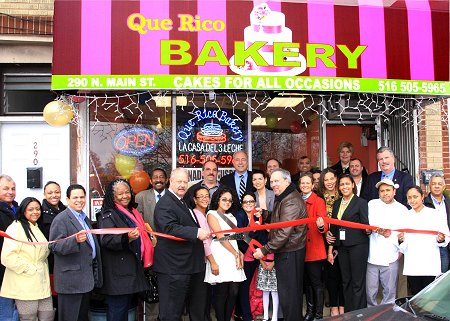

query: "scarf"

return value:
[115, 203, 154, 267]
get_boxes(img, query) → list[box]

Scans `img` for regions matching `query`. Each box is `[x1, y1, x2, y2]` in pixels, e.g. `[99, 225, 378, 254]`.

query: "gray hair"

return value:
[429, 173, 445, 184]
[0, 175, 14, 183]
[170, 167, 189, 179]
[376, 146, 395, 158]
[272, 168, 291, 183]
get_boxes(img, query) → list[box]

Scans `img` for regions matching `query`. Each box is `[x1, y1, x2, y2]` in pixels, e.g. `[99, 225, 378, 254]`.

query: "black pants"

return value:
[305, 260, 324, 289]
[324, 247, 344, 308]
[408, 276, 435, 296]
[214, 282, 239, 321]
[338, 243, 369, 312]
[157, 271, 207, 321]
[275, 247, 306, 321]
[58, 292, 91, 321]
[238, 260, 259, 321]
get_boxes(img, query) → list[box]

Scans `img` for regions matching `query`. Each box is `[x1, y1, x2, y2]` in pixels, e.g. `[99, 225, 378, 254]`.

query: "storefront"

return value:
[51, 0, 449, 218]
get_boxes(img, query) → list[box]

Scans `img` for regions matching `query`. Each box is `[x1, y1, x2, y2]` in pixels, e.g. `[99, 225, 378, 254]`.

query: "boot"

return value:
[314, 288, 324, 320]
[304, 286, 315, 321]
[19, 313, 38, 321]
[38, 309, 55, 321]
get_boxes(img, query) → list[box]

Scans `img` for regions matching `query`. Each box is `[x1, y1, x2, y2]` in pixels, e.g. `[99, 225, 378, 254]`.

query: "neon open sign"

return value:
[113, 127, 158, 157]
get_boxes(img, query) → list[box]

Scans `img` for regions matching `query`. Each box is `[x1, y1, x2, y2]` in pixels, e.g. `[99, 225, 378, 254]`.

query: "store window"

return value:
[89, 93, 173, 199]
[88, 91, 323, 200]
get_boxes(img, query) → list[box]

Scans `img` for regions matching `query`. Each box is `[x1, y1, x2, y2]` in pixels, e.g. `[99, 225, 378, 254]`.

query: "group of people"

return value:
[0, 142, 449, 321]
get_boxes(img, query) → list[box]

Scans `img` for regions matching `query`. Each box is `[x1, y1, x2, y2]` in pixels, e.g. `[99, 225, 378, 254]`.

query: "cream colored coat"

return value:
[0, 221, 51, 300]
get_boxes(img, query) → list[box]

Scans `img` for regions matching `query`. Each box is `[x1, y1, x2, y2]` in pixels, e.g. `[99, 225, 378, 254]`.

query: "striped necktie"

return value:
[156, 193, 161, 203]
[239, 174, 246, 200]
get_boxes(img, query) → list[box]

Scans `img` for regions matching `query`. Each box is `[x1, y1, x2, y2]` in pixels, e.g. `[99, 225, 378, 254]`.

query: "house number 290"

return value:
[33, 142, 38, 165]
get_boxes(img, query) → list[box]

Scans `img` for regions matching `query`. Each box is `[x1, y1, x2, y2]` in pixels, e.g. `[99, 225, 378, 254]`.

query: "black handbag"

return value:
[141, 270, 159, 303]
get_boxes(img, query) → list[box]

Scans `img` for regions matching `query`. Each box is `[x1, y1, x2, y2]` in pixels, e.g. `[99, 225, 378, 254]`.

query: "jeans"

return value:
[0, 296, 19, 321]
[440, 247, 449, 273]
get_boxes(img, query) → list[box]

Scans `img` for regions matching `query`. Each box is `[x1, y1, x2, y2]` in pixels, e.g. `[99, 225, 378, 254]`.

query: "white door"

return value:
[0, 122, 70, 203]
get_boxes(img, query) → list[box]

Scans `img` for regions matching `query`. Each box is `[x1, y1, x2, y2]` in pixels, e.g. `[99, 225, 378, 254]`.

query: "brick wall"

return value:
[0, 0, 53, 34]
[0, 0, 54, 16]
[418, 100, 450, 189]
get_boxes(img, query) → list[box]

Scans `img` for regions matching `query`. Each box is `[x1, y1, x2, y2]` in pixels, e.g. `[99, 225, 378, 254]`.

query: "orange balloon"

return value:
[129, 171, 151, 194]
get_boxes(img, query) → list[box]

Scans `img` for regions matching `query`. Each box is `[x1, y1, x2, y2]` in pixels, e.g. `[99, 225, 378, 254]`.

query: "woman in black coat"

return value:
[327, 174, 369, 313]
[97, 179, 153, 321]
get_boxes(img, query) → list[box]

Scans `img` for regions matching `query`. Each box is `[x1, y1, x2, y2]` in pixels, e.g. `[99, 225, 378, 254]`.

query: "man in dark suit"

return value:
[361, 146, 414, 207]
[350, 158, 367, 197]
[220, 151, 255, 212]
[153, 168, 210, 321]
[49, 184, 102, 321]
[136, 167, 168, 230]
[424, 174, 450, 272]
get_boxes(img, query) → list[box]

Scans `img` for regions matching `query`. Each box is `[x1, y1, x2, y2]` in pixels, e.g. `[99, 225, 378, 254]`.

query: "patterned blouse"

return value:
[323, 190, 341, 218]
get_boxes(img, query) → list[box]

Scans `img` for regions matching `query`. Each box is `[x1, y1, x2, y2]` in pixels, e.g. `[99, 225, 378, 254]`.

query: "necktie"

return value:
[239, 174, 246, 200]
[82, 218, 96, 258]
[156, 193, 161, 203]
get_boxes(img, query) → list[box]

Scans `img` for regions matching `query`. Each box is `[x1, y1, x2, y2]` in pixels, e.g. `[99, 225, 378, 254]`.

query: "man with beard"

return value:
[185, 161, 221, 206]
[136, 168, 168, 230]
[254, 169, 308, 321]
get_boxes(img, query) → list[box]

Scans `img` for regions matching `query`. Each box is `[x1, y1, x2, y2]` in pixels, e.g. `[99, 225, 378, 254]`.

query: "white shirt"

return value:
[368, 199, 408, 266]
[400, 206, 450, 276]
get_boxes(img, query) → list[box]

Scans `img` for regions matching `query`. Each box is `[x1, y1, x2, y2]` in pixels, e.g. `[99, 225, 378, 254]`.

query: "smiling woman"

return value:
[1, 197, 54, 321]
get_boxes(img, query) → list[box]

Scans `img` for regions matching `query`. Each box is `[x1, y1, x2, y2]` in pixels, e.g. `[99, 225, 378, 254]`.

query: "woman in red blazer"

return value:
[299, 173, 328, 320]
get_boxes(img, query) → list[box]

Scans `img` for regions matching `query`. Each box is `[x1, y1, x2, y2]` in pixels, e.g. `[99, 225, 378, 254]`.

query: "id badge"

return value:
[339, 229, 346, 241]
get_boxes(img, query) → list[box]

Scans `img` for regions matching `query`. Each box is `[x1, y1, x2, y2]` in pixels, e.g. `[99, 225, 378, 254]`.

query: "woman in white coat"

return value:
[1, 197, 53, 321]
[399, 186, 449, 295]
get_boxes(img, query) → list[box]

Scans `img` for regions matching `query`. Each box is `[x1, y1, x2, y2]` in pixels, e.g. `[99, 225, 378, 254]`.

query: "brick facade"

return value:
[0, 0, 54, 16]
[0, 0, 53, 35]
[419, 100, 450, 189]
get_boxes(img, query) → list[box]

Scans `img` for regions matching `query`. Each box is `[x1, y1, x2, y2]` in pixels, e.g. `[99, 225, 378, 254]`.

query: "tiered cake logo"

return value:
[230, 3, 307, 76]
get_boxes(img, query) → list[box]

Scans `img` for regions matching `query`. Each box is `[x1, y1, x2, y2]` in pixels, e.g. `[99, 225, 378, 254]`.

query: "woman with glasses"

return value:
[205, 186, 246, 321]
[327, 174, 369, 312]
[236, 192, 268, 321]
[299, 172, 328, 320]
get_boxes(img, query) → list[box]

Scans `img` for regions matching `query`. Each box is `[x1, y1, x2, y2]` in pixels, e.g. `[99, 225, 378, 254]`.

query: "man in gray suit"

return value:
[136, 168, 168, 230]
[49, 184, 102, 321]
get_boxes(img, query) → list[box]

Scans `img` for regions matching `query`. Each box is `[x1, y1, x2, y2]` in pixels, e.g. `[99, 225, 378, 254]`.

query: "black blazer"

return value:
[220, 171, 255, 213]
[97, 207, 149, 295]
[361, 170, 414, 207]
[330, 196, 369, 247]
[152, 191, 205, 274]
[235, 209, 268, 254]
[424, 193, 450, 232]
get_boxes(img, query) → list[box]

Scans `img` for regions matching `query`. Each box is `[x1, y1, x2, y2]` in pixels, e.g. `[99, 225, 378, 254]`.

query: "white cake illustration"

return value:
[196, 122, 227, 143]
[238, 3, 297, 73]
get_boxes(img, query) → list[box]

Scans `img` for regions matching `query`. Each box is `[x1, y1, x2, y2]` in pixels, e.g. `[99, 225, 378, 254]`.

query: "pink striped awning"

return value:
[52, 0, 449, 91]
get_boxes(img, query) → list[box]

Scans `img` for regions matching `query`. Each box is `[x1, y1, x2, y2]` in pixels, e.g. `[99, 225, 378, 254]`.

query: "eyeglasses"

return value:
[196, 195, 210, 200]
[220, 198, 233, 203]
[242, 200, 256, 204]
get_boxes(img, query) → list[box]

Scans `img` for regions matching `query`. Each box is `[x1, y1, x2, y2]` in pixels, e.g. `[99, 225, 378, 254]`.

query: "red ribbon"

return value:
[1, 216, 447, 246]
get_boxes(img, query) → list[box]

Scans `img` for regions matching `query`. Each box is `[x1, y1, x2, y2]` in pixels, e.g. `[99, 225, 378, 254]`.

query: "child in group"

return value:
[256, 253, 279, 321]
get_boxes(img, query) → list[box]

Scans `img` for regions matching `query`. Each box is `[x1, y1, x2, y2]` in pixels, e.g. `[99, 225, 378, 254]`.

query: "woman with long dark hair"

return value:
[317, 168, 344, 316]
[328, 174, 369, 312]
[205, 186, 246, 321]
[97, 179, 153, 321]
[1, 197, 54, 321]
